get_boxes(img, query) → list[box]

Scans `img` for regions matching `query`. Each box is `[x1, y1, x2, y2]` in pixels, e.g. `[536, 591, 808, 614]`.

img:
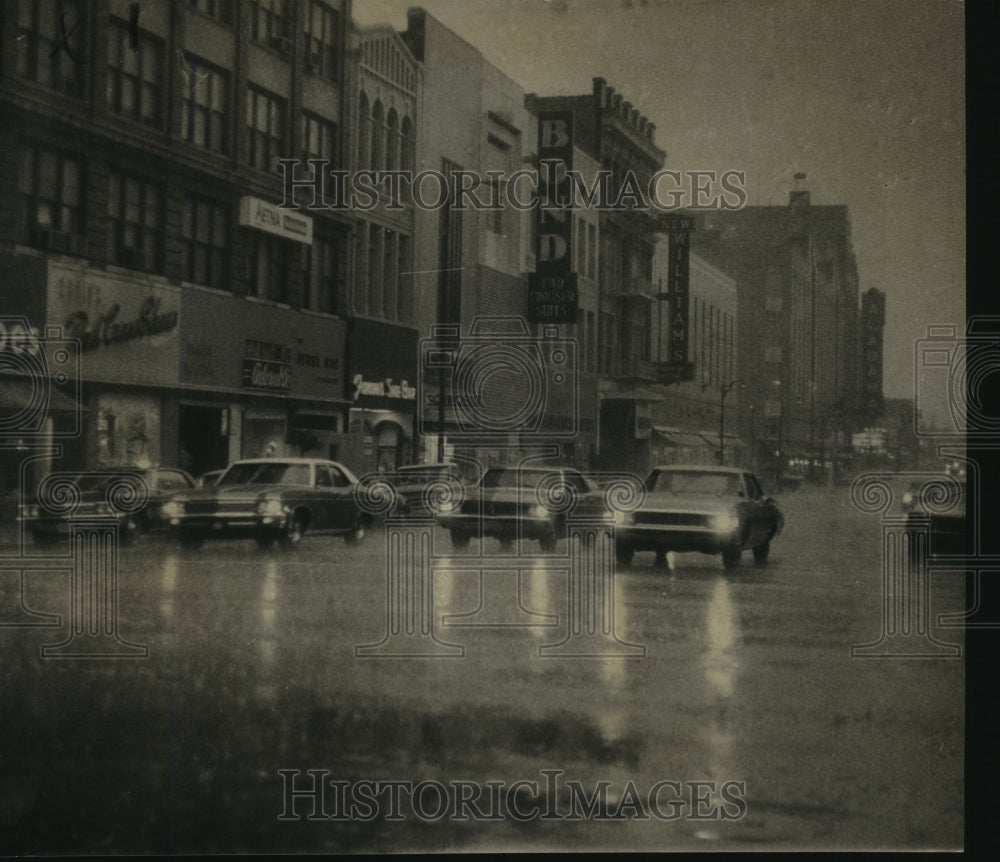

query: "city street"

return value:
[0, 485, 964, 853]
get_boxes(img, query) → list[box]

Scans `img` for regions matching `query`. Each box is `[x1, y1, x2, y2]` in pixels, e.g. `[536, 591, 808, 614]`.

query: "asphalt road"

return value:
[0, 485, 965, 853]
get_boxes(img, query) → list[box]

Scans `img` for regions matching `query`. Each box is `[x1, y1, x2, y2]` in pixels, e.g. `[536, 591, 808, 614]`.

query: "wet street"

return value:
[0, 485, 964, 853]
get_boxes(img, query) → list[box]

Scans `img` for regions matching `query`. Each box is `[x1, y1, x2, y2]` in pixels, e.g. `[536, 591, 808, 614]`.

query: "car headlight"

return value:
[19, 505, 39, 518]
[257, 499, 286, 516]
[531, 504, 549, 518]
[162, 501, 183, 517]
[437, 500, 456, 514]
[708, 512, 740, 533]
[613, 511, 633, 526]
[901, 492, 914, 510]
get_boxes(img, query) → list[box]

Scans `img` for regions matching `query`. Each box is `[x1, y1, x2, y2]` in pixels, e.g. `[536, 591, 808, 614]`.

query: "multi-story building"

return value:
[341, 21, 420, 473]
[650, 246, 740, 469]
[0, 0, 354, 488]
[691, 179, 861, 486]
[400, 8, 536, 467]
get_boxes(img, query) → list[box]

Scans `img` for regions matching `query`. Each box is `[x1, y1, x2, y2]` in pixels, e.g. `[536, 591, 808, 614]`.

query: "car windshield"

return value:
[480, 468, 561, 489]
[218, 462, 312, 487]
[646, 470, 743, 496]
[70, 472, 145, 492]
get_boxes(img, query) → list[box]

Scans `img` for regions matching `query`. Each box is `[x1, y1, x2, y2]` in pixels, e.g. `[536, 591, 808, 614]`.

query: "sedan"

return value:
[20, 467, 195, 546]
[902, 478, 966, 558]
[162, 458, 369, 549]
[436, 465, 608, 552]
[614, 465, 784, 569]
[389, 463, 466, 516]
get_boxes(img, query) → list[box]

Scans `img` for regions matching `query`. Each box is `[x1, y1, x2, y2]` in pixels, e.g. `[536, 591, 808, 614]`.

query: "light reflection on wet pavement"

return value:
[0, 488, 965, 852]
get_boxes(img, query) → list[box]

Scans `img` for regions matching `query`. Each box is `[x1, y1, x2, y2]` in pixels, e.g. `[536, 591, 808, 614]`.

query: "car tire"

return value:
[722, 544, 742, 569]
[344, 516, 366, 547]
[450, 530, 470, 550]
[280, 512, 306, 549]
[753, 540, 771, 564]
[615, 543, 634, 567]
[538, 532, 557, 553]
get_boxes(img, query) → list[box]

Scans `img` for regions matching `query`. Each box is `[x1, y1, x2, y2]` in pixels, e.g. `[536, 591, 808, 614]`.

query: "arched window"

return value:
[400, 115, 414, 174]
[386, 108, 398, 172]
[370, 100, 383, 173]
[357, 92, 369, 171]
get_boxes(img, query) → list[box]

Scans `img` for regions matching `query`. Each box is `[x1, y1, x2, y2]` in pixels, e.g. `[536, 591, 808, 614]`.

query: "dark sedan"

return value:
[902, 478, 966, 558]
[614, 465, 784, 569]
[162, 458, 369, 549]
[436, 465, 608, 552]
[20, 467, 195, 546]
[389, 463, 465, 516]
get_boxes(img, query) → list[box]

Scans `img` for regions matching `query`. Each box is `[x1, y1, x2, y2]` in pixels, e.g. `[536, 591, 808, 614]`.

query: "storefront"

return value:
[344, 318, 418, 474]
[180, 288, 348, 472]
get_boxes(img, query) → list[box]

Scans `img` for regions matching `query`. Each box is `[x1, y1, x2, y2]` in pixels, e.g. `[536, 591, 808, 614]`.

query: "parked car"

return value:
[902, 478, 966, 558]
[389, 463, 466, 515]
[435, 465, 608, 552]
[161, 458, 369, 549]
[20, 467, 196, 546]
[614, 465, 784, 569]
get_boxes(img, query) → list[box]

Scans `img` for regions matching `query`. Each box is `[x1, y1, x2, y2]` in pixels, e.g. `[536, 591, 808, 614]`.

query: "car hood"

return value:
[639, 492, 743, 513]
[172, 482, 313, 501]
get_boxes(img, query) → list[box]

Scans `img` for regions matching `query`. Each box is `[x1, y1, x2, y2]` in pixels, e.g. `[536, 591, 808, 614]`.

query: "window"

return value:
[253, 235, 291, 303]
[183, 199, 229, 288]
[587, 222, 597, 278]
[302, 112, 337, 163]
[20, 147, 83, 242]
[17, 0, 86, 97]
[107, 19, 163, 126]
[400, 116, 415, 174]
[397, 234, 411, 322]
[249, 0, 287, 47]
[302, 237, 340, 314]
[386, 109, 399, 172]
[587, 311, 596, 373]
[304, 1, 340, 81]
[489, 179, 504, 235]
[575, 217, 586, 271]
[180, 56, 229, 153]
[190, 0, 232, 25]
[370, 101, 383, 174]
[383, 230, 397, 320]
[247, 86, 285, 171]
[107, 172, 163, 272]
[357, 93, 370, 170]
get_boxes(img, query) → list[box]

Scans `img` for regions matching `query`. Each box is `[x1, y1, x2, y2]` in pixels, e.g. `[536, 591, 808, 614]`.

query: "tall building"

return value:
[0, 0, 354, 485]
[400, 8, 536, 466]
[859, 286, 886, 426]
[342, 21, 420, 473]
[691, 179, 861, 485]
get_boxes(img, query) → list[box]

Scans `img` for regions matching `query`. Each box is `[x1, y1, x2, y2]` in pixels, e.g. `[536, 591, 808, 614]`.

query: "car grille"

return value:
[633, 512, 710, 528]
[461, 501, 529, 517]
[185, 501, 220, 516]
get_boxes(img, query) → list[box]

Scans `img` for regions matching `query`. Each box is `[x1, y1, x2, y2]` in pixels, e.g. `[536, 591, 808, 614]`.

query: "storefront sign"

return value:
[530, 111, 576, 324]
[348, 319, 419, 410]
[47, 260, 181, 387]
[665, 223, 693, 366]
[242, 358, 292, 392]
[239, 196, 313, 245]
[63, 295, 178, 352]
[351, 375, 416, 401]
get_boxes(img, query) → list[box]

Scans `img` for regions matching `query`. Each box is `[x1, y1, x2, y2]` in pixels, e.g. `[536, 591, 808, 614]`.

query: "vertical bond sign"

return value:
[529, 111, 577, 324]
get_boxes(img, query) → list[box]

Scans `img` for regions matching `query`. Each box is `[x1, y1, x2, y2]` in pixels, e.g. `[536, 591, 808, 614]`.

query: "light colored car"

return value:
[436, 465, 608, 552]
[162, 458, 369, 550]
[614, 465, 784, 569]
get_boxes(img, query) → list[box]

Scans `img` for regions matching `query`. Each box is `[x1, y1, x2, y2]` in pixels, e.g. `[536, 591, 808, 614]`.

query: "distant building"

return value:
[859, 287, 886, 424]
[691, 179, 861, 485]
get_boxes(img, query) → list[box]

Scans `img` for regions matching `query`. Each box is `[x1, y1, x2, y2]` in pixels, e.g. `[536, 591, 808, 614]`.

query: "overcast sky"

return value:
[354, 0, 965, 404]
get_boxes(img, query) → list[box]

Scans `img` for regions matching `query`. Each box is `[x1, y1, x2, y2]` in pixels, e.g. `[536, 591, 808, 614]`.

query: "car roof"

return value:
[484, 465, 578, 472]
[229, 458, 337, 465]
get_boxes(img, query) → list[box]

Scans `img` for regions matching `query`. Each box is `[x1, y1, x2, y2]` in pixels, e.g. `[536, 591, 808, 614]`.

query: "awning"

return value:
[653, 426, 745, 450]
[0, 377, 85, 416]
[653, 425, 714, 448]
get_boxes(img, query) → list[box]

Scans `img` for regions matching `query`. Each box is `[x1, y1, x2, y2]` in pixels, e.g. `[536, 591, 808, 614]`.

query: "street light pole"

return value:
[711, 379, 743, 466]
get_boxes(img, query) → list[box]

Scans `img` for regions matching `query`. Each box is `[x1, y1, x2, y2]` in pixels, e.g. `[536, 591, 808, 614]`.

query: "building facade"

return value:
[691, 180, 861, 486]
[342, 21, 420, 473]
[0, 0, 354, 485]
